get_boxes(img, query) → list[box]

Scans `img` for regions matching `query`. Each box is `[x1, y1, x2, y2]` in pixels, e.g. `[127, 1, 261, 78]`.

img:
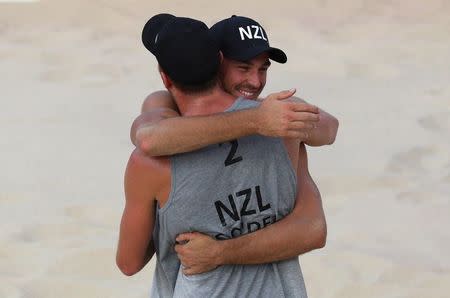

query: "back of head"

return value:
[210, 15, 287, 64]
[142, 14, 220, 94]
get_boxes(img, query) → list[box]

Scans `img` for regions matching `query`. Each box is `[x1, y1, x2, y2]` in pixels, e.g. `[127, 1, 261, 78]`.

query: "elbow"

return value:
[136, 135, 152, 155]
[118, 265, 139, 277]
[136, 128, 159, 156]
[316, 227, 327, 249]
[327, 117, 339, 145]
[311, 218, 327, 249]
[116, 256, 142, 277]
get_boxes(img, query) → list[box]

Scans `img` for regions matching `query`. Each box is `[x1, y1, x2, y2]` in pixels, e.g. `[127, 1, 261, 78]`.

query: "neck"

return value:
[172, 86, 237, 116]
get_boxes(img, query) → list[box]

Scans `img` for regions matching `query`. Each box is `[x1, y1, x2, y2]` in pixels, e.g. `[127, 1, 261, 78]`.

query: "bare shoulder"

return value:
[142, 90, 178, 113]
[125, 149, 170, 193]
[127, 149, 169, 173]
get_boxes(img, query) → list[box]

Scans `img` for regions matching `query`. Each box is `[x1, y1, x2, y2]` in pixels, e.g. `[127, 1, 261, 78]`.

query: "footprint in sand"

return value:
[425, 88, 443, 97]
[386, 146, 435, 174]
[418, 111, 450, 135]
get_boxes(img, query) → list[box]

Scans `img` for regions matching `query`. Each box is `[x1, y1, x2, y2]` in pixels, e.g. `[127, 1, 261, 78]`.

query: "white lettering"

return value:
[260, 28, 268, 41]
[252, 25, 262, 39]
[240, 25, 268, 41]
[239, 26, 252, 40]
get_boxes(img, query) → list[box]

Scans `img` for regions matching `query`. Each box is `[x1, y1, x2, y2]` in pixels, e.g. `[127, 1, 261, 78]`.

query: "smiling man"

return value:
[123, 13, 336, 289]
[117, 14, 328, 297]
[219, 52, 271, 98]
[212, 15, 287, 99]
[132, 16, 338, 155]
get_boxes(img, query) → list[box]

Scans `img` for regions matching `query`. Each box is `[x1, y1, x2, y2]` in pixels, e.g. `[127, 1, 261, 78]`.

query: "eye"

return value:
[237, 65, 250, 71]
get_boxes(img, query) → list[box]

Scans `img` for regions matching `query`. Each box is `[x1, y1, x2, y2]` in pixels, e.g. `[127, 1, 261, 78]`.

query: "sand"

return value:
[1, 0, 449, 297]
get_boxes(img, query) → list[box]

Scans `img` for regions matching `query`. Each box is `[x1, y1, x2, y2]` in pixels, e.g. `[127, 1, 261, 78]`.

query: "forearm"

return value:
[304, 109, 339, 146]
[141, 240, 155, 268]
[216, 158, 326, 265]
[137, 109, 260, 156]
[217, 205, 326, 265]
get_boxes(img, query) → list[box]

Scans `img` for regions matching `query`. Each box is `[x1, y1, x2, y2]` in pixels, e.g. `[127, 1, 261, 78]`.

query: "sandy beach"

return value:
[1, 0, 449, 297]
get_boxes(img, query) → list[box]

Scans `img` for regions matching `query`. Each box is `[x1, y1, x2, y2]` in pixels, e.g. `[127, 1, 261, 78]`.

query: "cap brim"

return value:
[142, 13, 176, 54]
[226, 45, 287, 64]
[267, 47, 287, 64]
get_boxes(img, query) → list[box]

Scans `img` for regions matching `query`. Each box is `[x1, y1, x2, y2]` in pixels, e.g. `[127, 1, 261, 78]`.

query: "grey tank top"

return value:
[150, 98, 307, 298]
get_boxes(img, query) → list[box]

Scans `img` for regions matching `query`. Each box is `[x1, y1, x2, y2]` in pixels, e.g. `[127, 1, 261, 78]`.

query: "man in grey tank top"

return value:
[131, 15, 334, 278]
[117, 15, 326, 297]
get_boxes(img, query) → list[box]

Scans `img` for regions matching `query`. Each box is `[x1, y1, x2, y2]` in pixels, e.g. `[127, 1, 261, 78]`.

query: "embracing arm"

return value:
[218, 143, 326, 264]
[132, 90, 320, 156]
[291, 96, 339, 146]
[116, 150, 158, 276]
[175, 143, 327, 274]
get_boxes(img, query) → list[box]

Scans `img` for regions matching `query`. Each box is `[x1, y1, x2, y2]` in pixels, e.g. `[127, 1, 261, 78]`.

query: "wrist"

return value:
[213, 240, 228, 266]
[246, 107, 262, 135]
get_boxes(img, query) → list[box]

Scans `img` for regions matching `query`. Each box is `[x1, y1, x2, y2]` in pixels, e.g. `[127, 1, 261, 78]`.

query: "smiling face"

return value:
[219, 52, 271, 100]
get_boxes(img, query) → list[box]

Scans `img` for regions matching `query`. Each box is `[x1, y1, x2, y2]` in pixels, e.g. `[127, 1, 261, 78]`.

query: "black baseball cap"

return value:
[210, 15, 287, 63]
[142, 14, 220, 85]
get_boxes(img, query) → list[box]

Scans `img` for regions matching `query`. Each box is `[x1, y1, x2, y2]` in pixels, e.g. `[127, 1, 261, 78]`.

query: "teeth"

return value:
[239, 90, 254, 98]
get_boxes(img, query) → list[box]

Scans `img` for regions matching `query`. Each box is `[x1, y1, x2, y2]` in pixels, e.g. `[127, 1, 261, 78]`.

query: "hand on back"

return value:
[256, 89, 320, 140]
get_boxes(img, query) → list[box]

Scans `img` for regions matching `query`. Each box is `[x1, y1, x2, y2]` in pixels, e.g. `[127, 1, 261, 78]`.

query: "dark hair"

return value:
[171, 73, 219, 95]
[143, 15, 221, 88]
[158, 64, 219, 95]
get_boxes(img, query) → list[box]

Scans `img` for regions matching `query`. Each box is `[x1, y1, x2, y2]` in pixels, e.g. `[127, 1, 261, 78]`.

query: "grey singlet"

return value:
[150, 98, 307, 298]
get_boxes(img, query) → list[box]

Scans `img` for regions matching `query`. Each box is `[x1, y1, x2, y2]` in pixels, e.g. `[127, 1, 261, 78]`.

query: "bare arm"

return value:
[132, 90, 320, 156]
[141, 90, 179, 114]
[175, 143, 327, 274]
[130, 91, 180, 146]
[116, 149, 159, 276]
[292, 96, 339, 146]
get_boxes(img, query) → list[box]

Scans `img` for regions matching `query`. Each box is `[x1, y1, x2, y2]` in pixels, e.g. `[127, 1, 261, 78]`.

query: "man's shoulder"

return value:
[125, 149, 171, 199]
[127, 149, 170, 178]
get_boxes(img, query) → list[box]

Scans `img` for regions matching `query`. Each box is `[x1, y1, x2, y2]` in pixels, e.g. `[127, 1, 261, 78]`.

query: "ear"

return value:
[159, 68, 172, 89]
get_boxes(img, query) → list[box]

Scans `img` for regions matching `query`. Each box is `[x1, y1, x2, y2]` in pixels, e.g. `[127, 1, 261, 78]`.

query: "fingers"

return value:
[288, 111, 320, 123]
[278, 88, 297, 100]
[182, 265, 217, 276]
[285, 130, 309, 139]
[183, 267, 196, 276]
[176, 248, 191, 269]
[174, 243, 183, 254]
[266, 89, 296, 101]
[287, 121, 317, 130]
[175, 232, 196, 244]
[289, 102, 319, 114]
